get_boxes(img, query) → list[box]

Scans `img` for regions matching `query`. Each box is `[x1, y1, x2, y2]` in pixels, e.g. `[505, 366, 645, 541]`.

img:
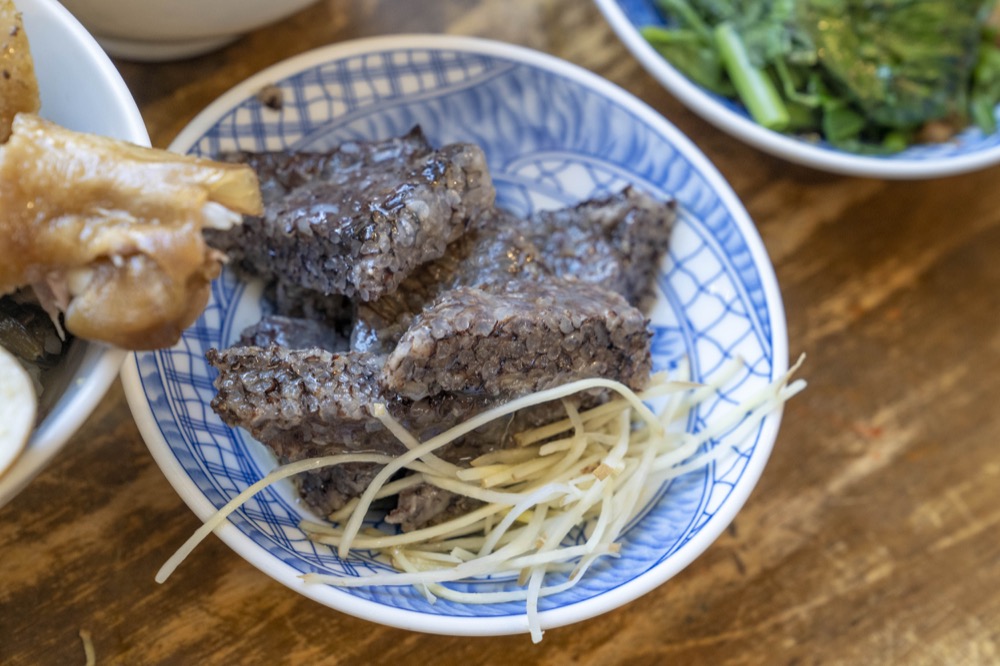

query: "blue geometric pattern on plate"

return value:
[131, 43, 783, 621]
[612, 0, 1000, 162]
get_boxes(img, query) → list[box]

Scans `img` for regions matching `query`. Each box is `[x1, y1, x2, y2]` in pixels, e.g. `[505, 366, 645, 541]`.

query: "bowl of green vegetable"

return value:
[595, 0, 1000, 179]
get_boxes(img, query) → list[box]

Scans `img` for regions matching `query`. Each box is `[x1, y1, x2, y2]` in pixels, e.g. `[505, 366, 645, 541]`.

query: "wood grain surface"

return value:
[4, 1, 1000, 664]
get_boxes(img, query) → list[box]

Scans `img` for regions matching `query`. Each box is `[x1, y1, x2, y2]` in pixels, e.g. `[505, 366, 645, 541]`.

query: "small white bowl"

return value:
[58, 0, 319, 61]
[0, 0, 148, 508]
[595, 0, 1000, 179]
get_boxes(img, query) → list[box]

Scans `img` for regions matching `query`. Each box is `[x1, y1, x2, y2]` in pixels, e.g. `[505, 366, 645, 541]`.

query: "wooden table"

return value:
[4, 1, 1000, 663]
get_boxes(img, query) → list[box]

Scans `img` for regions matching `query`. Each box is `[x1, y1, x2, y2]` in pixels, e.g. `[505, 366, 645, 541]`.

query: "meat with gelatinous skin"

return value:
[0, 115, 262, 350]
[209, 127, 495, 302]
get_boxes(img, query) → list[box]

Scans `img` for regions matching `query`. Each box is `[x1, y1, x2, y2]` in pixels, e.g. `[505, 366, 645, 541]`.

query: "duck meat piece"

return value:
[208, 127, 495, 301]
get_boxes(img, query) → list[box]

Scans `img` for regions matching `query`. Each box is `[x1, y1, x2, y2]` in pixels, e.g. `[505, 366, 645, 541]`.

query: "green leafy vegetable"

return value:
[971, 23, 1000, 133]
[643, 0, 1000, 153]
[714, 21, 790, 129]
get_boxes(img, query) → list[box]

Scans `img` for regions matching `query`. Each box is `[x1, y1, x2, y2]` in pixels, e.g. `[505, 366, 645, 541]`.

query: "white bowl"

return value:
[0, 0, 148, 508]
[595, 0, 1000, 179]
[122, 35, 789, 639]
[58, 0, 319, 61]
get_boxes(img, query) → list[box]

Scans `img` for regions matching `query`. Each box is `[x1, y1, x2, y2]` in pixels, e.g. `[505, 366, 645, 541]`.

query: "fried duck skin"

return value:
[0, 114, 263, 349]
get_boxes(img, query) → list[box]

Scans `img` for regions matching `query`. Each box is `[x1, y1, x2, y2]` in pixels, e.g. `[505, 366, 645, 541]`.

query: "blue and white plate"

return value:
[121, 35, 788, 638]
[595, 0, 1000, 179]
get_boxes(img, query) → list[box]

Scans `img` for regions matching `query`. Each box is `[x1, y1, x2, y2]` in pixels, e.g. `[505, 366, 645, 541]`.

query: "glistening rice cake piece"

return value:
[212, 128, 496, 301]
[353, 187, 675, 353]
[381, 279, 653, 401]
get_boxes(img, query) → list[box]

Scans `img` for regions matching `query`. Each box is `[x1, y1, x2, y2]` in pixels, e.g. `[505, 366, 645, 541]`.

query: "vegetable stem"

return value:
[654, 0, 712, 40]
[713, 22, 790, 131]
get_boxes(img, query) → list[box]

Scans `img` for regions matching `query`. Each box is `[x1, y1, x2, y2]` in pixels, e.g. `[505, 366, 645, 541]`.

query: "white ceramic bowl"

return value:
[58, 0, 319, 61]
[0, 0, 148, 508]
[123, 35, 789, 639]
[595, 0, 1000, 179]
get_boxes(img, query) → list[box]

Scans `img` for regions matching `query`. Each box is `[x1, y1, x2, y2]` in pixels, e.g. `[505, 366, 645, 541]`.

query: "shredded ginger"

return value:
[158, 355, 806, 643]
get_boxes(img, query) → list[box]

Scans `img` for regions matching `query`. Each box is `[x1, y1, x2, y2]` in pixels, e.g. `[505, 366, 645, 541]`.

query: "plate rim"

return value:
[123, 33, 789, 636]
[593, 0, 1000, 180]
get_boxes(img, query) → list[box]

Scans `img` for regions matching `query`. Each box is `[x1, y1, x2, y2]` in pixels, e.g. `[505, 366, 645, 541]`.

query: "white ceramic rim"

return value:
[123, 33, 789, 636]
[95, 33, 237, 62]
[0, 0, 148, 508]
[593, 0, 1000, 180]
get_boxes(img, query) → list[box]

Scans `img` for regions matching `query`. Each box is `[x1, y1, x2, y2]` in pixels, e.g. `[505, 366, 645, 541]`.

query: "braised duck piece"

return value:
[0, 114, 263, 349]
